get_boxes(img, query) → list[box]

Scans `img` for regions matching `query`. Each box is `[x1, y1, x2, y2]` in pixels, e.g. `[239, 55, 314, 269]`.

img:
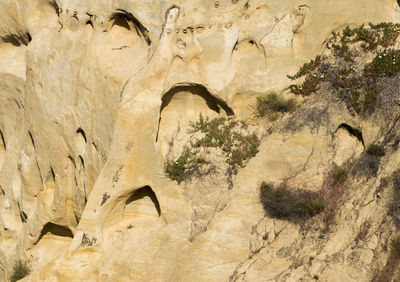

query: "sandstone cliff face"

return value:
[1, 0, 400, 281]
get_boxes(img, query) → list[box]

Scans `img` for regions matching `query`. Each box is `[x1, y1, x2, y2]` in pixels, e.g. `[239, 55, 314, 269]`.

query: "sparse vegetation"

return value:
[165, 114, 260, 183]
[333, 167, 348, 183]
[391, 236, 400, 257]
[10, 259, 30, 282]
[256, 93, 297, 121]
[388, 170, 400, 228]
[287, 55, 322, 80]
[259, 182, 324, 221]
[290, 75, 321, 96]
[365, 49, 400, 76]
[320, 166, 349, 229]
[367, 144, 385, 157]
[165, 148, 207, 184]
[287, 22, 400, 116]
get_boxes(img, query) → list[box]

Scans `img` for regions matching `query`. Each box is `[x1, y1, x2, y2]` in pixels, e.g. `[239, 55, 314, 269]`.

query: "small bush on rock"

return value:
[365, 49, 400, 76]
[367, 144, 385, 157]
[354, 144, 385, 178]
[165, 114, 260, 183]
[287, 22, 400, 116]
[260, 182, 324, 221]
[333, 167, 348, 183]
[256, 93, 297, 121]
[10, 259, 30, 282]
[287, 55, 322, 80]
[391, 236, 400, 257]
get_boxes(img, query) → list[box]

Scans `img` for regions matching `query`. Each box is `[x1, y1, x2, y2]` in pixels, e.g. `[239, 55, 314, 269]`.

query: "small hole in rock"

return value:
[86, 20, 94, 28]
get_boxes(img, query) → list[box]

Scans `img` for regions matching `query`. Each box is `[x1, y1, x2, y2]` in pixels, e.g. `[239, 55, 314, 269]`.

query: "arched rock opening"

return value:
[30, 222, 74, 266]
[104, 186, 161, 231]
[35, 222, 73, 244]
[124, 186, 161, 218]
[157, 84, 234, 157]
[335, 123, 365, 148]
[110, 10, 151, 45]
[332, 123, 364, 166]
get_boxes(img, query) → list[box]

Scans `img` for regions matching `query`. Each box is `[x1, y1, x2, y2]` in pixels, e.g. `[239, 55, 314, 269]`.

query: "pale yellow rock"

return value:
[0, 0, 399, 281]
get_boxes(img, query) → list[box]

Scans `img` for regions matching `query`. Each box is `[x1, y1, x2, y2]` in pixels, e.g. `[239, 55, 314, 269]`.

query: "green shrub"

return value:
[332, 23, 400, 58]
[369, 22, 400, 48]
[260, 182, 324, 220]
[287, 55, 322, 80]
[256, 93, 297, 121]
[365, 49, 400, 76]
[290, 75, 321, 96]
[165, 148, 207, 184]
[333, 167, 348, 183]
[367, 144, 385, 157]
[391, 236, 400, 257]
[10, 259, 30, 282]
[165, 114, 260, 183]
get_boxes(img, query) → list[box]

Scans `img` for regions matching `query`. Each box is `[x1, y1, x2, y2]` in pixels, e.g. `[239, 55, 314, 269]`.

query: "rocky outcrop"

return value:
[1, 0, 400, 281]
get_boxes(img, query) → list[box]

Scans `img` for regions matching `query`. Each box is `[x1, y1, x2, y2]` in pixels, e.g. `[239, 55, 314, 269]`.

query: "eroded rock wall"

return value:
[0, 0, 400, 281]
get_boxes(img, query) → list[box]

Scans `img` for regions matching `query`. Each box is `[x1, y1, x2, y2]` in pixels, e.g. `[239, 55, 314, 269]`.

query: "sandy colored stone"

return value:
[0, 0, 400, 281]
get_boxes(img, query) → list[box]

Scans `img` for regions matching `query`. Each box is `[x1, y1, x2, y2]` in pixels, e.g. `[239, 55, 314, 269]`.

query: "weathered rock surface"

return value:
[1, 0, 400, 281]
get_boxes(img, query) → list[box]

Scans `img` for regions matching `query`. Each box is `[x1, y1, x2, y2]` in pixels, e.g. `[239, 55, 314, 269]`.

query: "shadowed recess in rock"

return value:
[110, 9, 151, 45]
[157, 84, 234, 146]
[76, 128, 87, 143]
[86, 20, 94, 28]
[49, 0, 60, 16]
[104, 186, 161, 230]
[0, 129, 6, 150]
[34, 222, 74, 245]
[28, 131, 35, 148]
[1, 33, 31, 46]
[335, 123, 365, 148]
[125, 186, 161, 217]
[160, 84, 234, 116]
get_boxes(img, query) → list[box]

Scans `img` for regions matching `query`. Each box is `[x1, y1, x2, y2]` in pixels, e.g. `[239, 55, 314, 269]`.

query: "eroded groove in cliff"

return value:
[0, 130, 6, 150]
[28, 131, 35, 148]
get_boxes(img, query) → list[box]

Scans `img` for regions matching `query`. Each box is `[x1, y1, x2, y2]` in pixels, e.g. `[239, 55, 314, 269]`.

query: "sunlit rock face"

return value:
[0, 0, 400, 281]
